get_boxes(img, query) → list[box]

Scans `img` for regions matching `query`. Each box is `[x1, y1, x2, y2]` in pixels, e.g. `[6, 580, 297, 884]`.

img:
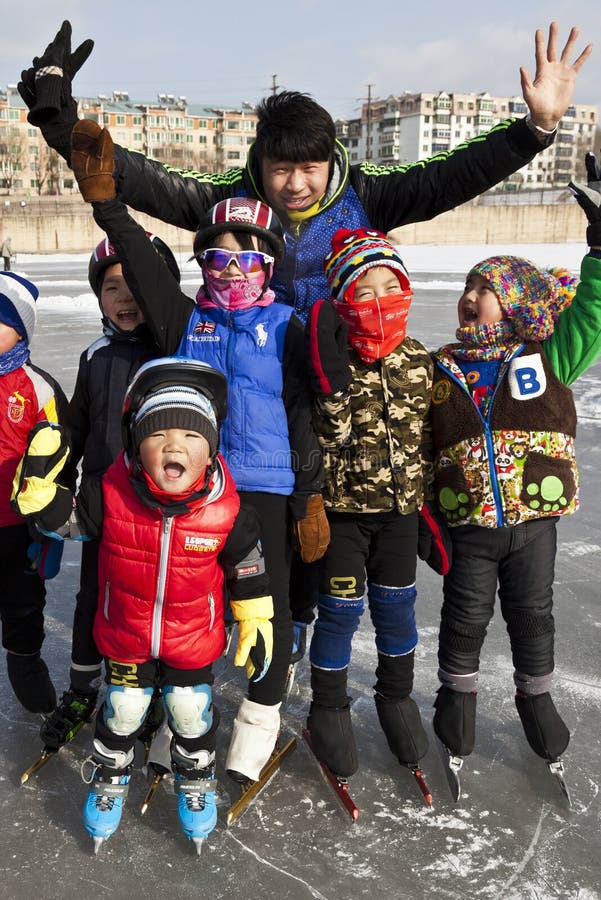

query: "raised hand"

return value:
[71, 120, 116, 202]
[18, 20, 93, 126]
[569, 152, 601, 247]
[520, 22, 592, 132]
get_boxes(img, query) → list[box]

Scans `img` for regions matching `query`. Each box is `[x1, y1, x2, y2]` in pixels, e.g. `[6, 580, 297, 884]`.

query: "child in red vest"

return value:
[15, 356, 275, 852]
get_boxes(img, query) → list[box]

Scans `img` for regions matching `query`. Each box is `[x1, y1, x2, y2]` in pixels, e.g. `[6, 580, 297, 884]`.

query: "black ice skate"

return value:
[21, 689, 98, 784]
[433, 686, 477, 802]
[515, 691, 572, 806]
[375, 695, 432, 805]
[304, 703, 359, 821]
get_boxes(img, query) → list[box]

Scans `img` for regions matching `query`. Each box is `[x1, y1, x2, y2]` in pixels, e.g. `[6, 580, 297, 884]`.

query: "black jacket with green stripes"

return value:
[112, 117, 548, 321]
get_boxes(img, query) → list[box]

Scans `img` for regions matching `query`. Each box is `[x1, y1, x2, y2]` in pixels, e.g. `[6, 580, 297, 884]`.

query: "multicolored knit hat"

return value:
[470, 255, 578, 342]
[324, 228, 411, 301]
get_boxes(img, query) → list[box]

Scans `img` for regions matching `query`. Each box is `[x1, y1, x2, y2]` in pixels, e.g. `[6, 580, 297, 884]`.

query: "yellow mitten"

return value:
[11, 421, 73, 533]
[71, 119, 116, 202]
[230, 596, 274, 682]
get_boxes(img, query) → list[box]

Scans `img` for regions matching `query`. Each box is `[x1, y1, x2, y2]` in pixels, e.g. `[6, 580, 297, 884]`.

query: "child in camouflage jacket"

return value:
[304, 227, 450, 783]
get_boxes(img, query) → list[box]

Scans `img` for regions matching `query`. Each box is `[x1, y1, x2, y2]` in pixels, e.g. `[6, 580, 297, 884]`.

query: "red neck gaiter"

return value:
[333, 292, 412, 363]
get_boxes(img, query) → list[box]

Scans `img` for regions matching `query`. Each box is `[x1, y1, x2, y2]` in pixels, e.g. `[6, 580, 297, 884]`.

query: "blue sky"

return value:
[1, 0, 598, 118]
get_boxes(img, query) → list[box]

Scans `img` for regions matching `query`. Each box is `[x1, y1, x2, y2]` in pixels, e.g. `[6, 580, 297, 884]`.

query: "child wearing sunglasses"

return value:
[69, 119, 328, 788]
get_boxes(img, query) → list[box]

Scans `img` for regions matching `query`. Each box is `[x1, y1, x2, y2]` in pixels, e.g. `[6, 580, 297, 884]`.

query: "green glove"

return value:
[11, 421, 73, 533]
[230, 596, 274, 682]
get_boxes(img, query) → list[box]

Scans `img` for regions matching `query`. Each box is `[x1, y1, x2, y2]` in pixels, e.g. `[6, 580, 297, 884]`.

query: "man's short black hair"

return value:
[254, 91, 336, 163]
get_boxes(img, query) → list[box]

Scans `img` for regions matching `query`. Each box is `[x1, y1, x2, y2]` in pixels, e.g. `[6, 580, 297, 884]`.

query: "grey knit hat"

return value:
[132, 385, 219, 456]
[0, 272, 38, 345]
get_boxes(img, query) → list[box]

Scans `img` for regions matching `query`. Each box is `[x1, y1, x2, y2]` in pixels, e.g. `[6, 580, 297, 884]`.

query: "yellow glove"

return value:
[11, 422, 73, 533]
[230, 596, 274, 682]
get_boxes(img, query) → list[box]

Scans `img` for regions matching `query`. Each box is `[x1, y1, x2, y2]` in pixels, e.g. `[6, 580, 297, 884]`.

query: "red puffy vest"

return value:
[94, 453, 240, 668]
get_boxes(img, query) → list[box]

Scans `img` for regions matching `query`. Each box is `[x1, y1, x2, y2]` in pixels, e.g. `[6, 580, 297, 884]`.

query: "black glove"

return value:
[569, 151, 601, 247]
[18, 20, 94, 162]
[306, 299, 351, 395]
[417, 501, 452, 576]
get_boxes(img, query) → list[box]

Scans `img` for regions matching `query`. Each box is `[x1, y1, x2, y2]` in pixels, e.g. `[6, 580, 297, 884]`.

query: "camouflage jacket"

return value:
[312, 337, 433, 513]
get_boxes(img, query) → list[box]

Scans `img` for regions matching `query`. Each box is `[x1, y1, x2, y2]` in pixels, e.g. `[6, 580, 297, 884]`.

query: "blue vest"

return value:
[240, 185, 371, 323]
[177, 303, 295, 495]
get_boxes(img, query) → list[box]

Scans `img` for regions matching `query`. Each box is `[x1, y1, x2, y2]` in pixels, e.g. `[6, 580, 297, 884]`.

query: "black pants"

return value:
[238, 492, 293, 705]
[0, 525, 46, 654]
[318, 510, 418, 595]
[439, 518, 558, 677]
[71, 539, 103, 669]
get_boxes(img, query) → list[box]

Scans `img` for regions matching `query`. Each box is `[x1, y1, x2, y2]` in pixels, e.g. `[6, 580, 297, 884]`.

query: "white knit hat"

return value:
[0, 272, 38, 345]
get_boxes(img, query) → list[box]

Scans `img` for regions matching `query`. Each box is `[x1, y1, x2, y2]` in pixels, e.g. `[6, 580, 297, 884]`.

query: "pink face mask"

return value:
[202, 270, 268, 311]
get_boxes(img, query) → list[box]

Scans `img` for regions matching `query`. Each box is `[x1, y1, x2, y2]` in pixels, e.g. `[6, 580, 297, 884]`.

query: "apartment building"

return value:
[2, 83, 597, 196]
[337, 91, 598, 189]
[0, 86, 257, 195]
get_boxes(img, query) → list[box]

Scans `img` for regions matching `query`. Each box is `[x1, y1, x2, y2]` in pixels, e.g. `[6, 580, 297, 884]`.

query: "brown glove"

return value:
[71, 119, 115, 202]
[291, 495, 330, 563]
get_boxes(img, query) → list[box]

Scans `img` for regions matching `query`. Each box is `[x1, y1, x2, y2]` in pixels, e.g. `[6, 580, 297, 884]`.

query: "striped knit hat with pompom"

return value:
[323, 228, 410, 301]
[470, 255, 578, 342]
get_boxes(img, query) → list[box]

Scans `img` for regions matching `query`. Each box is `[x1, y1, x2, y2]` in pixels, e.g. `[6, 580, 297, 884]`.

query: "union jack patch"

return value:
[193, 320, 216, 334]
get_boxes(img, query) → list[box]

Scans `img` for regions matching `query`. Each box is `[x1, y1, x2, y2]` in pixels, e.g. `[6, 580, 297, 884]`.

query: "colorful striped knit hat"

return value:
[324, 228, 410, 301]
[470, 255, 578, 342]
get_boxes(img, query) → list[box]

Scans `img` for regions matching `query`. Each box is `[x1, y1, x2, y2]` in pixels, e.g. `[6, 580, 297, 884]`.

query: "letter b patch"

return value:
[508, 356, 546, 400]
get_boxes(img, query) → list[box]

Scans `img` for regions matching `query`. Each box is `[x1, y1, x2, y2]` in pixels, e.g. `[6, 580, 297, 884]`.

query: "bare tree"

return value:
[151, 140, 218, 173]
[0, 128, 28, 194]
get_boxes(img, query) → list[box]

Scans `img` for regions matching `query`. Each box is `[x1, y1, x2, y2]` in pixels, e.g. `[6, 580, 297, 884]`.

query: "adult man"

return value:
[18, 20, 591, 656]
[19, 22, 591, 321]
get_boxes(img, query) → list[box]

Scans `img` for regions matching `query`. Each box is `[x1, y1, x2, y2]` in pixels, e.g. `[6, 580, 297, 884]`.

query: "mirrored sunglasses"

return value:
[199, 248, 274, 274]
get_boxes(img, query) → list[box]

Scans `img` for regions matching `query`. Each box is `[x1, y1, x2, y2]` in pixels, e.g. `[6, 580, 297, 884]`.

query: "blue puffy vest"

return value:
[177, 303, 295, 495]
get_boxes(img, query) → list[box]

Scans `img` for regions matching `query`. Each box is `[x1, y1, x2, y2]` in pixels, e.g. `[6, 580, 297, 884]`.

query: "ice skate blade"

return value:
[284, 661, 297, 698]
[408, 765, 433, 806]
[226, 735, 297, 826]
[192, 837, 204, 855]
[547, 759, 572, 807]
[140, 766, 169, 815]
[302, 728, 359, 822]
[437, 739, 463, 802]
[93, 836, 105, 855]
[21, 748, 57, 784]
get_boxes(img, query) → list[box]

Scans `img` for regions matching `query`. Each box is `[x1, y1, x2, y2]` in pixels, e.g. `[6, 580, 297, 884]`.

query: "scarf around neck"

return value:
[0, 340, 29, 375]
[450, 321, 521, 361]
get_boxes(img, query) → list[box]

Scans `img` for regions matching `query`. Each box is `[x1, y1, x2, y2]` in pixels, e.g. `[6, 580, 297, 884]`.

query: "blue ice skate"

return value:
[172, 745, 217, 854]
[82, 742, 134, 854]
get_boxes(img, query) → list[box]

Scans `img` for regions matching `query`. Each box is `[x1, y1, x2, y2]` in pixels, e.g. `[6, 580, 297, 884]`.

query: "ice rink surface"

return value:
[0, 246, 599, 900]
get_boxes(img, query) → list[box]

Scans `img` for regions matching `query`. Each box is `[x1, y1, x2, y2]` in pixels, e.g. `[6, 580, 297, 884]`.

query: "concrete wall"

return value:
[0, 196, 586, 255]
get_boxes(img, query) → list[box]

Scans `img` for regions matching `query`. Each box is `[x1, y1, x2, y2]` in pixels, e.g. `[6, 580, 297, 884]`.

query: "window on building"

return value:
[116, 115, 126, 125]
[227, 150, 240, 159]
[199, 135, 207, 143]
[133, 116, 142, 125]
[198, 119, 207, 128]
